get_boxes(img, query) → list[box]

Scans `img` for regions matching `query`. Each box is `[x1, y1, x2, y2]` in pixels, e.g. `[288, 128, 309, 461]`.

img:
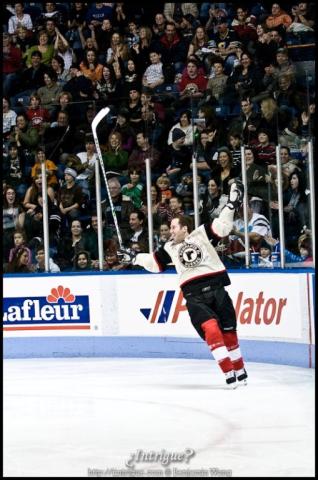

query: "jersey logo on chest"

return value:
[178, 242, 203, 268]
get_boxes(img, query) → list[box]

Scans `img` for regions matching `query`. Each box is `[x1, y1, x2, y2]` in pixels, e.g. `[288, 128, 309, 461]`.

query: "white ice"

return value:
[3, 358, 315, 477]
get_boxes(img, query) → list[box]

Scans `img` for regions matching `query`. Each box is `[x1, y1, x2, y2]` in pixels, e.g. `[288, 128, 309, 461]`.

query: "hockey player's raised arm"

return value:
[211, 179, 244, 238]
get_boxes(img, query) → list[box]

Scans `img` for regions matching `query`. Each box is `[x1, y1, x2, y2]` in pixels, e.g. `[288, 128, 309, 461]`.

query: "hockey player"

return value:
[120, 179, 247, 388]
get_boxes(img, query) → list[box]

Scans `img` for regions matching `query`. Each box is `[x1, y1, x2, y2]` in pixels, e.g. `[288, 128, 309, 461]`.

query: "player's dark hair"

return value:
[175, 215, 193, 233]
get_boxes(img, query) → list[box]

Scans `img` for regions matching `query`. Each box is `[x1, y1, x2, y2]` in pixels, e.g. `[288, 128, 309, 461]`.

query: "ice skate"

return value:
[225, 370, 237, 389]
[236, 368, 248, 385]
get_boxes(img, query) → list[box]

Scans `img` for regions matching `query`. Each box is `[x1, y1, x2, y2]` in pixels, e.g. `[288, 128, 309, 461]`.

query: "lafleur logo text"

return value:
[3, 286, 90, 331]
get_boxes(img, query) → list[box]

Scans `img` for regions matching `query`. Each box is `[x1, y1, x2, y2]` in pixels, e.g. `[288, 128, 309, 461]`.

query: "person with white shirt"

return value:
[8, 3, 33, 34]
[142, 50, 165, 92]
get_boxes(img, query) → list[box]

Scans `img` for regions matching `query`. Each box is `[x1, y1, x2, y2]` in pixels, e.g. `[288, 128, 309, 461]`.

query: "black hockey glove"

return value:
[117, 248, 136, 265]
[227, 178, 244, 211]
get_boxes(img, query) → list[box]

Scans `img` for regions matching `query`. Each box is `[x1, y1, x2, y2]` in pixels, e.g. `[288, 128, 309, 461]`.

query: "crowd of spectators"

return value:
[3, 2, 315, 272]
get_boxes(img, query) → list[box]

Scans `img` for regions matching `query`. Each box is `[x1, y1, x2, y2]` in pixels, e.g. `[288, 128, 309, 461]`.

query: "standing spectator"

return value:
[79, 49, 103, 85]
[53, 27, 74, 71]
[86, 2, 114, 28]
[10, 113, 40, 156]
[163, 3, 198, 29]
[213, 147, 240, 196]
[3, 32, 23, 97]
[3, 142, 28, 198]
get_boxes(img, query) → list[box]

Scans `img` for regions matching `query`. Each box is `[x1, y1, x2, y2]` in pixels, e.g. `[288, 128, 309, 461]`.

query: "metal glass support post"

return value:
[308, 140, 315, 266]
[240, 146, 250, 268]
[95, 160, 104, 270]
[41, 160, 50, 272]
[275, 145, 285, 268]
[145, 158, 154, 253]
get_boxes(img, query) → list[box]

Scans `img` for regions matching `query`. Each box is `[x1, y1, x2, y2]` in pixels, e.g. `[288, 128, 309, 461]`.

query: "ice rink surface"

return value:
[4, 358, 315, 477]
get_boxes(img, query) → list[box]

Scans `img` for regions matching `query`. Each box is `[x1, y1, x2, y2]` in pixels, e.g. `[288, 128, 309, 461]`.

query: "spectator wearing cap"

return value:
[166, 128, 192, 185]
[265, 3, 292, 31]
[57, 167, 85, 224]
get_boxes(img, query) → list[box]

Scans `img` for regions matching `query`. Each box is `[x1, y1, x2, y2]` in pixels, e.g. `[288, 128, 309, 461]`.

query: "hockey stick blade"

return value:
[92, 107, 110, 134]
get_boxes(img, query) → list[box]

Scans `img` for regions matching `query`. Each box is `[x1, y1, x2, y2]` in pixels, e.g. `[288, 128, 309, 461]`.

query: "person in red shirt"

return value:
[3, 32, 23, 97]
[25, 93, 50, 131]
[177, 59, 207, 111]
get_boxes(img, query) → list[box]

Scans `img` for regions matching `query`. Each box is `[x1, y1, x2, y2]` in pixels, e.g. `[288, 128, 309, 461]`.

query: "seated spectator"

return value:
[200, 178, 228, 223]
[103, 177, 134, 239]
[253, 129, 276, 166]
[167, 110, 196, 146]
[287, 3, 315, 31]
[251, 61, 279, 103]
[94, 64, 119, 107]
[94, 18, 114, 62]
[275, 47, 296, 79]
[24, 30, 54, 68]
[57, 167, 85, 226]
[226, 51, 263, 102]
[8, 229, 32, 265]
[128, 131, 160, 176]
[205, 60, 228, 105]
[257, 238, 274, 268]
[166, 128, 192, 185]
[266, 231, 313, 265]
[79, 49, 103, 85]
[142, 49, 165, 92]
[72, 250, 92, 272]
[53, 27, 73, 71]
[258, 96, 289, 143]
[212, 147, 240, 196]
[25, 93, 51, 132]
[106, 32, 129, 66]
[30, 147, 58, 189]
[126, 87, 143, 132]
[34, 244, 61, 272]
[229, 199, 272, 254]
[50, 91, 76, 124]
[163, 3, 199, 29]
[83, 212, 113, 261]
[231, 6, 258, 44]
[187, 25, 209, 62]
[115, 57, 142, 97]
[43, 110, 76, 163]
[154, 222, 171, 251]
[229, 97, 261, 145]
[3, 142, 28, 198]
[265, 3, 292, 31]
[36, 68, 62, 116]
[228, 132, 243, 169]
[167, 195, 185, 221]
[273, 73, 306, 116]
[102, 246, 126, 272]
[102, 132, 129, 177]
[86, 2, 114, 29]
[121, 168, 144, 209]
[55, 218, 88, 271]
[3, 97, 17, 141]
[190, 129, 217, 182]
[75, 135, 98, 197]
[9, 113, 40, 157]
[63, 63, 94, 119]
[4, 246, 34, 273]
[278, 116, 304, 150]
[33, 2, 65, 32]
[177, 59, 208, 109]
[241, 147, 268, 202]
[112, 108, 136, 154]
[124, 210, 149, 250]
[51, 55, 71, 88]
[11, 50, 48, 110]
[282, 170, 309, 246]
[3, 184, 26, 260]
[155, 21, 188, 74]
[13, 25, 36, 58]
[8, 3, 33, 35]
[23, 171, 60, 242]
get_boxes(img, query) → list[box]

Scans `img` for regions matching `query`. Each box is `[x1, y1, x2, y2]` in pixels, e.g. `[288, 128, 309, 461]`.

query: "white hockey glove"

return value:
[227, 178, 244, 211]
[117, 248, 136, 265]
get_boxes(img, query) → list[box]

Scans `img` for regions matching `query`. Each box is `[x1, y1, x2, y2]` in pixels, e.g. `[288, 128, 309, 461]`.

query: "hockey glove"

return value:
[227, 178, 244, 211]
[117, 248, 136, 265]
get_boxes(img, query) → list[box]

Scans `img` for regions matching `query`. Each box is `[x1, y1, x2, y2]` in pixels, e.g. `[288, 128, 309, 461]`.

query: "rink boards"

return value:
[3, 270, 315, 367]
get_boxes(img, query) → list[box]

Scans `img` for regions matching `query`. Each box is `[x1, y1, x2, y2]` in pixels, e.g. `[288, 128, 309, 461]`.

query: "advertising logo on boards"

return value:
[3, 285, 90, 331]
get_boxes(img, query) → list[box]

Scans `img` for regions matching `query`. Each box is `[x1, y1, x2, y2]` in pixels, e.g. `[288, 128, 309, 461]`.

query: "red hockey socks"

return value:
[201, 319, 234, 374]
[223, 331, 245, 371]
